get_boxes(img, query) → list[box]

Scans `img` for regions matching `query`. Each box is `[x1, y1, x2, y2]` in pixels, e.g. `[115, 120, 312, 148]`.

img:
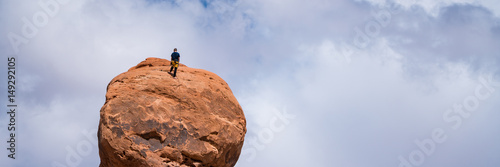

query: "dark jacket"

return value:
[171, 52, 180, 62]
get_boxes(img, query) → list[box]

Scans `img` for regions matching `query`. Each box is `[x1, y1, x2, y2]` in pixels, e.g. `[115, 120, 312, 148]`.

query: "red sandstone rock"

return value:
[98, 58, 246, 167]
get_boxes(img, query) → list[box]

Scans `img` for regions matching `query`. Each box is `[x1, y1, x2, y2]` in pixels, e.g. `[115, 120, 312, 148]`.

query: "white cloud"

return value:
[362, 0, 500, 16]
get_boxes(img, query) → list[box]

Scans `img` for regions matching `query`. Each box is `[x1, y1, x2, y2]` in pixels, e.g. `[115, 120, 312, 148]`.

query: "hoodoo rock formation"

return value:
[98, 58, 246, 167]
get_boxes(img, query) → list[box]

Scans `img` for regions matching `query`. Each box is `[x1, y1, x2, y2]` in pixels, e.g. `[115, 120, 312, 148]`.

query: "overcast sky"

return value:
[1, 0, 500, 166]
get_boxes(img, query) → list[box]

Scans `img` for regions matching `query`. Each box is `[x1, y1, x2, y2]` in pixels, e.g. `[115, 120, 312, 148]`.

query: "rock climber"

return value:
[169, 48, 180, 78]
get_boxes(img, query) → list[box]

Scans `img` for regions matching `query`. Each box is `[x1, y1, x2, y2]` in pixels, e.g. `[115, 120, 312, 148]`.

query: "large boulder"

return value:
[98, 58, 246, 167]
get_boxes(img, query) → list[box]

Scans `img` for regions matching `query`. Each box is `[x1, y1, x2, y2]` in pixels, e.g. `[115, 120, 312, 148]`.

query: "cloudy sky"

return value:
[1, 0, 500, 166]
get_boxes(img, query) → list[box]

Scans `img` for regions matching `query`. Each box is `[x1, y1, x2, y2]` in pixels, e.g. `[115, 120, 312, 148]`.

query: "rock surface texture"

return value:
[98, 58, 246, 167]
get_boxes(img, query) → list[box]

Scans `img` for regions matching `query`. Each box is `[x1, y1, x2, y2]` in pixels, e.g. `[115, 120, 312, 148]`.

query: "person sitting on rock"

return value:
[169, 48, 180, 78]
